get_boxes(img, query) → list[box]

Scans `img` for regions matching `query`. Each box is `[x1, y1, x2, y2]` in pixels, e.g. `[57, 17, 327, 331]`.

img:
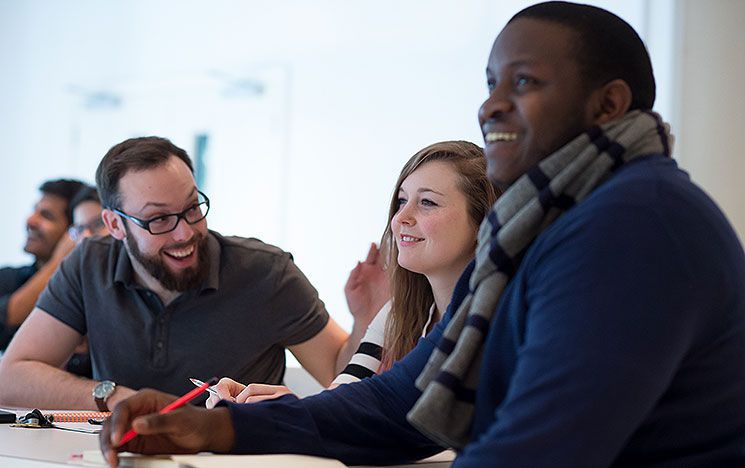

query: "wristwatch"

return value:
[92, 380, 116, 412]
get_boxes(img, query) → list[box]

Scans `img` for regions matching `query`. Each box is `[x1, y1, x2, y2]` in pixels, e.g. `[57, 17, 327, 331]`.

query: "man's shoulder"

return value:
[212, 231, 288, 256]
[593, 155, 690, 202]
[67, 236, 125, 283]
[0, 262, 36, 287]
[211, 231, 292, 270]
[566, 155, 715, 224]
[526, 155, 716, 257]
[0, 263, 35, 276]
[80, 234, 119, 250]
[208, 231, 313, 301]
[532, 154, 742, 271]
[76, 236, 121, 260]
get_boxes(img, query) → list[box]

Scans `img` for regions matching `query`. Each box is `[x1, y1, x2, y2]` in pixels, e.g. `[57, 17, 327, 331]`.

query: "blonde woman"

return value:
[208, 141, 498, 405]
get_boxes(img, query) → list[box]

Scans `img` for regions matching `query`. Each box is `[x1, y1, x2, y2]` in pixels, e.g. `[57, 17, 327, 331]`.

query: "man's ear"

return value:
[588, 79, 633, 125]
[102, 209, 126, 241]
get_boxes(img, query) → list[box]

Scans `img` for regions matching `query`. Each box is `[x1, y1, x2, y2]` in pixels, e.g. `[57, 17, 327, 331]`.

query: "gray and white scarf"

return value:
[407, 110, 673, 449]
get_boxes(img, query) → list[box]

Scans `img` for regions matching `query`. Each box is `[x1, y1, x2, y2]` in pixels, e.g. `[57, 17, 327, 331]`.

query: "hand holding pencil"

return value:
[118, 377, 218, 445]
[99, 383, 235, 467]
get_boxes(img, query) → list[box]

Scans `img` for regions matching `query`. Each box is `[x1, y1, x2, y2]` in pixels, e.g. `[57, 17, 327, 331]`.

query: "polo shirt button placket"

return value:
[153, 314, 168, 368]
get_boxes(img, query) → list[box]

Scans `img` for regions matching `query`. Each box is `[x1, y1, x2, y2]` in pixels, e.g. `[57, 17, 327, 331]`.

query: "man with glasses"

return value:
[0, 178, 84, 350]
[0, 136, 349, 411]
[68, 185, 108, 244]
[64, 184, 110, 378]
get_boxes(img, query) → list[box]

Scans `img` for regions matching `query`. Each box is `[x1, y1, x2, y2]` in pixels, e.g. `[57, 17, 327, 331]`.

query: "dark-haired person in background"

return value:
[64, 184, 110, 378]
[0, 136, 355, 412]
[99, 2, 745, 467]
[68, 185, 109, 244]
[0, 178, 84, 350]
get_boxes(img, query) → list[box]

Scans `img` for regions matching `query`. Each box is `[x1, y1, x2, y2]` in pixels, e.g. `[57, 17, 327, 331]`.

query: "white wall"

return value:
[1, 0, 720, 336]
[674, 0, 745, 243]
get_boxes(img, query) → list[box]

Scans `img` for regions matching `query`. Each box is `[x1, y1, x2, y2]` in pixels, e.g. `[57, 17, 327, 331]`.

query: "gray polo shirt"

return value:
[37, 231, 329, 397]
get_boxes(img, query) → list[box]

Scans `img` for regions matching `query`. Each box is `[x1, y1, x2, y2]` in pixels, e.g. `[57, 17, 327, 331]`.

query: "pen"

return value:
[189, 377, 219, 396]
[118, 377, 218, 446]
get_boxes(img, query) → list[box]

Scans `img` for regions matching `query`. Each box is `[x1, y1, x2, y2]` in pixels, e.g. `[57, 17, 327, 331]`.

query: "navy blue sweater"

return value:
[226, 155, 745, 467]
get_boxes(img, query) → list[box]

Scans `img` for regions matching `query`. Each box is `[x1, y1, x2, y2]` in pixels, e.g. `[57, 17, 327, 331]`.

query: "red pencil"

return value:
[118, 377, 218, 446]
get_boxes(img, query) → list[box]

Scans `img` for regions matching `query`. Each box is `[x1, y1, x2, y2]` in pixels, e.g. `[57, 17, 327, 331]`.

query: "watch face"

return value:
[94, 381, 115, 398]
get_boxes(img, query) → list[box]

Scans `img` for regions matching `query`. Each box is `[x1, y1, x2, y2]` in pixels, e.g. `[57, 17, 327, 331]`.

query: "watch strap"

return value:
[94, 396, 109, 412]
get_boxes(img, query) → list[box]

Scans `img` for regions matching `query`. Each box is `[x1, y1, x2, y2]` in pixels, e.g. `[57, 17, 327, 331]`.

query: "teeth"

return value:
[401, 235, 422, 242]
[485, 132, 517, 143]
[167, 245, 195, 258]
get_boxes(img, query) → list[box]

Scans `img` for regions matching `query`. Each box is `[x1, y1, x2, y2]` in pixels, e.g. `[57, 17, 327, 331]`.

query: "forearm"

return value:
[227, 373, 440, 465]
[0, 357, 100, 409]
[5, 260, 62, 327]
[229, 325, 447, 464]
[291, 320, 350, 387]
[0, 358, 132, 410]
[334, 323, 367, 375]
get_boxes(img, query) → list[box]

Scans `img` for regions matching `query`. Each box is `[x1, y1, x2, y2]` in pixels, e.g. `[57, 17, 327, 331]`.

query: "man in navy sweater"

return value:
[100, 2, 745, 467]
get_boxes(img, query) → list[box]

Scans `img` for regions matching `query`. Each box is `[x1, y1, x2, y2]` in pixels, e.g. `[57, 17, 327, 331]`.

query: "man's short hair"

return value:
[510, 1, 656, 110]
[95, 136, 193, 210]
[38, 179, 86, 225]
[67, 184, 101, 222]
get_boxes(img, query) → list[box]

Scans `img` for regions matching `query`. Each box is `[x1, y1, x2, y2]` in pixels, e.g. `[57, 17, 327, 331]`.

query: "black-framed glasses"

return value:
[113, 191, 210, 235]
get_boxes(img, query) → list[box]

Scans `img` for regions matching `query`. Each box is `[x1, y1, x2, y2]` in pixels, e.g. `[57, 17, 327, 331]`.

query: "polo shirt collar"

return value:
[113, 242, 135, 290]
[112, 232, 221, 293]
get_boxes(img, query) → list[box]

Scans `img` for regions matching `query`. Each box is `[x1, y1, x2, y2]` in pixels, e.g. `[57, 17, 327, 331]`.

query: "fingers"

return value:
[99, 404, 126, 466]
[126, 408, 215, 456]
[104, 447, 119, 468]
[205, 394, 219, 409]
[212, 377, 243, 403]
[214, 391, 236, 404]
[98, 389, 234, 459]
[246, 383, 290, 395]
[348, 263, 361, 282]
[130, 410, 185, 436]
[244, 393, 291, 404]
[235, 384, 292, 404]
[100, 389, 176, 463]
[365, 242, 378, 263]
[112, 389, 176, 445]
[52, 232, 76, 259]
[105, 394, 134, 450]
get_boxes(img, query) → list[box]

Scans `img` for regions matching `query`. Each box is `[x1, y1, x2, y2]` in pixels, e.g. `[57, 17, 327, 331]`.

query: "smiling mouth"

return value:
[400, 235, 424, 243]
[26, 229, 42, 242]
[163, 244, 196, 259]
[485, 132, 518, 143]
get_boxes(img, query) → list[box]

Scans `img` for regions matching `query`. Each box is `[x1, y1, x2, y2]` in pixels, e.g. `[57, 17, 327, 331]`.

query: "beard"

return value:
[124, 226, 210, 292]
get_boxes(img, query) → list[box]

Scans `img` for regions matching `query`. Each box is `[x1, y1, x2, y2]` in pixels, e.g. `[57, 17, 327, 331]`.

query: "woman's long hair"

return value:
[379, 141, 499, 370]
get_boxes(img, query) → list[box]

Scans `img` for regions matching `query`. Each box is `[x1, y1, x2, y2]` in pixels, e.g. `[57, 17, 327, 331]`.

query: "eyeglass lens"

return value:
[148, 201, 208, 234]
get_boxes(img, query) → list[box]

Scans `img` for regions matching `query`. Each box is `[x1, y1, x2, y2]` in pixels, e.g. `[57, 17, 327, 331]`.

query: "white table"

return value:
[0, 418, 98, 466]
[0, 409, 453, 467]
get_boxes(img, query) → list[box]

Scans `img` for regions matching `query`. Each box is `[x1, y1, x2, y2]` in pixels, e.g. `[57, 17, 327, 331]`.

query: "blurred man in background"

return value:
[65, 184, 109, 377]
[0, 178, 84, 349]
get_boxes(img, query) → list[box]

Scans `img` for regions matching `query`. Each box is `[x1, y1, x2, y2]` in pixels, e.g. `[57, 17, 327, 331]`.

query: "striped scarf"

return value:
[406, 110, 673, 449]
